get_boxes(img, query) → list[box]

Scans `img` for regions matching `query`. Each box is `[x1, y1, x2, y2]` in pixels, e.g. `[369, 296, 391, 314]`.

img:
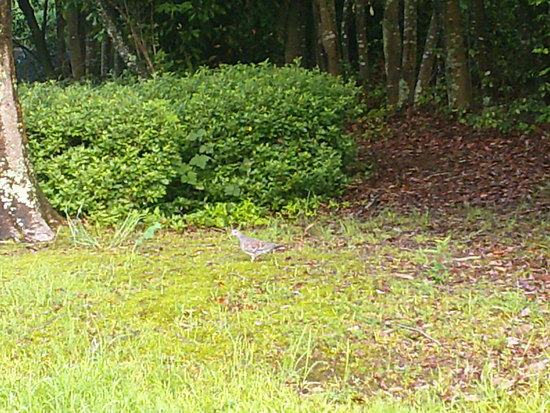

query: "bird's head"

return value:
[231, 229, 241, 237]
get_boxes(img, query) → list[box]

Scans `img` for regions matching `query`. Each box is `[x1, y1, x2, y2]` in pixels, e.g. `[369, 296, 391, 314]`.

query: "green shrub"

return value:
[136, 63, 361, 210]
[21, 82, 181, 222]
[20, 63, 361, 222]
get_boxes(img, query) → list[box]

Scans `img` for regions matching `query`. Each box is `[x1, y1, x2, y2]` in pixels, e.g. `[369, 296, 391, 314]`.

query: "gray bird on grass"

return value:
[231, 229, 282, 261]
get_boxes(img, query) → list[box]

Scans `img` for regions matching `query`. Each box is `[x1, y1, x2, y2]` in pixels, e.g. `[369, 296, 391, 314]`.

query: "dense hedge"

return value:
[20, 63, 361, 222]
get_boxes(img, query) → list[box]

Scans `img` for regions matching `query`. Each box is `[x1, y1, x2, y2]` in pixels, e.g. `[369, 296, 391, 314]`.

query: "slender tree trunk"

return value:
[96, 0, 148, 77]
[382, 0, 401, 106]
[0, 1, 58, 242]
[100, 35, 112, 76]
[284, 0, 307, 63]
[399, 0, 417, 106]
[66, 3, 85, 79]
[85, 19, 99, 77]
[16, 0, 56, 78]
[414, 1, 441, 105]
[55, 0, 69, 77]
[311, 0, 326, 70]
[113, 48, 123, 76]
[340, 0, 353, 64]
[313, 0, 341, 75]
[470, 0, 491, 97]
[443, 0, 471, 109]
[355, 0, 369, 84]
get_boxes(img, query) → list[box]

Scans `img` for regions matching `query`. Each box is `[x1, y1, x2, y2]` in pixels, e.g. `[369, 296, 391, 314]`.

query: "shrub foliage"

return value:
[20, 63, 360, 221]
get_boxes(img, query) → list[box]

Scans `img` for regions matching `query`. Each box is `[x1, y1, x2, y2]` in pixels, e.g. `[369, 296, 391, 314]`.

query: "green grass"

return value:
[0, 210, 548, 412]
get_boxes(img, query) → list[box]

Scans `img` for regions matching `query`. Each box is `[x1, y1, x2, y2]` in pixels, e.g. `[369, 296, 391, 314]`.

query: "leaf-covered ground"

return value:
[345, 112, 549, 301]
[0, 113, 548, 412]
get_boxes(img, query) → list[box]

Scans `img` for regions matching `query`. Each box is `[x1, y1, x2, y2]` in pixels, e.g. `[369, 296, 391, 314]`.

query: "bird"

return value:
[231, 229, 282, 261]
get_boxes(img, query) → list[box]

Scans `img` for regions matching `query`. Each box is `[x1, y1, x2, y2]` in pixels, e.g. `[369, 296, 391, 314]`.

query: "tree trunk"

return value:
[55, 0, 70, 77]
[382, 0, 401, 106]
[0, 1, 58, 242]
[414, 0, 441, 105]
[313, 0, 341, 75]
[340, 0, 353, 64]
[443, 0, 471, 109]
[16, 0, 56, 78]
[355, 0, 369, 84]
[85, 20, 100, 77]
[100, 35, 112, 76]
[96, 0, 148, 77]
[470, 0, 491, 97]
[66, 3, 85, 79]
[284, 0, 307, 64]
[399, 0, 417, 106]
[311, 0, 326, 70]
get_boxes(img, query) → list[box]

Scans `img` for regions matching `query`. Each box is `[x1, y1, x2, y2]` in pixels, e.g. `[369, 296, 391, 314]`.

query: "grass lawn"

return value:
[0, 209, 548, 412]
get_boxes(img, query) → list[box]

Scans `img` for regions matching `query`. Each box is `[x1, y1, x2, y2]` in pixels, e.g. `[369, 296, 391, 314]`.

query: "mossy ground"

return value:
[0, 209, 548, 412]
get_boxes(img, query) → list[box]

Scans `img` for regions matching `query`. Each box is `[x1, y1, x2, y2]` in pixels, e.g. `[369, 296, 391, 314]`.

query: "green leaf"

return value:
[189, 154, 211, 169]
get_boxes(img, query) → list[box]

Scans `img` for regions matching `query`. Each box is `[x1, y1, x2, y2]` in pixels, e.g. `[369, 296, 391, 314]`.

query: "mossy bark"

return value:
[0, 1, 59, 242]
[399, 0, 417, 106]
[96, 0, 149, 77]
[313, 0, 341, 76]
[443, 0, 471, 109]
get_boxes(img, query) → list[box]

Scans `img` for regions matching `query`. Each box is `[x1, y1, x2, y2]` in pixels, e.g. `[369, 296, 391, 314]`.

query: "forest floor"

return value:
[344, 112, 549, 300]
[0, 113, 548, 412]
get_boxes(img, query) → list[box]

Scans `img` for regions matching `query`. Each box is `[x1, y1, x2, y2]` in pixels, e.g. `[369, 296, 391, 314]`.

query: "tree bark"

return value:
[100, 35, 112, 76]
[96, 0, 148, 77]
[313, 0, 341, 75]
[470, 0, 491, 96]
[311, 0, 326, 71]
[399, 0, 417, 106]
[85, 19, 100, 77]
[355, 0, 369, 84]
[443, 0, 471, 109]
[284, 0, 307, 64]
[0, 1, 58, 242]
[16, 0, 56, 78]
[414, 0, 441, 105]
[340, 0, 353, 64]
[66, 2, 85, 79]
[382, 0, 401, 106]
[55, 0, 70, 77]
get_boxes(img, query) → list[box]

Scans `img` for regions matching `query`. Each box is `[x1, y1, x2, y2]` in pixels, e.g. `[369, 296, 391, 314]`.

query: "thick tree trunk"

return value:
[414, 0, 441, 105]
[16, 0, 56, 78]
[443, 0, 471, 109]
[355, 0, 369, 84]
[96, 0, 148, 77]
[66, 3, 85, 79]
[284, 0, 307, 64]
[382, 0, 401, 106]
[399, 0, 417, 106]
[0, 1, 58, 242]
[313, 0, 341, 75]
